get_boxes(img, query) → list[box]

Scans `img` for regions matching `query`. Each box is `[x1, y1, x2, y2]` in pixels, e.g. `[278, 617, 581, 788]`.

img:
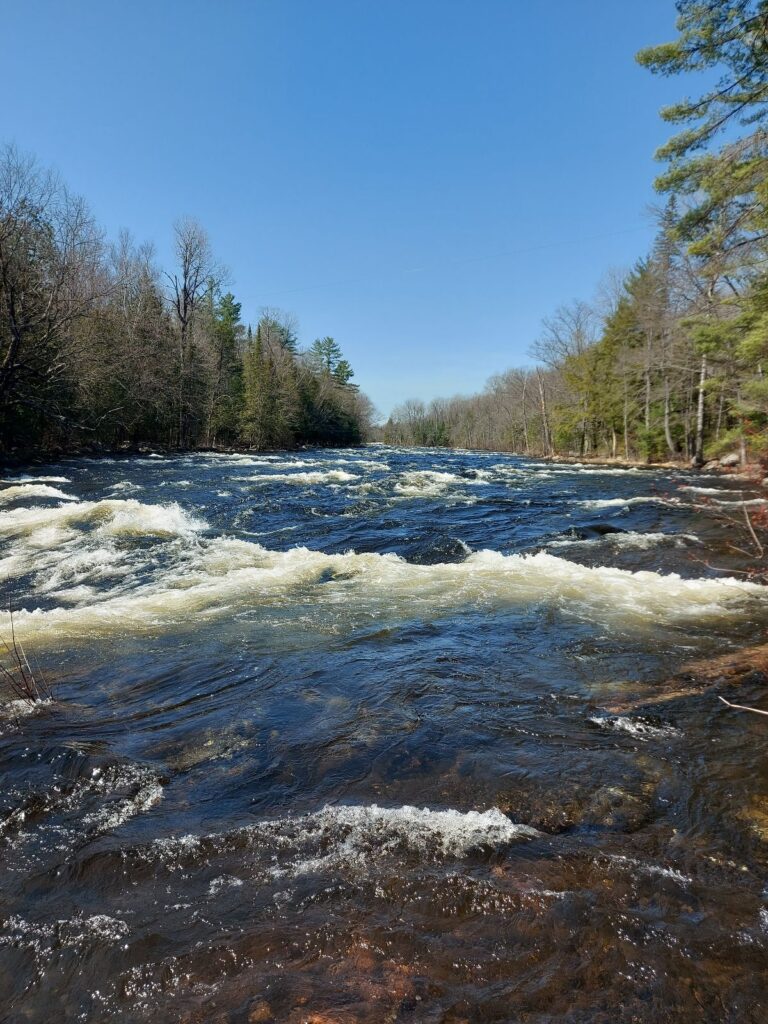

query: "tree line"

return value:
[0, 146, 373, 455]
[384, 1, 768, 467]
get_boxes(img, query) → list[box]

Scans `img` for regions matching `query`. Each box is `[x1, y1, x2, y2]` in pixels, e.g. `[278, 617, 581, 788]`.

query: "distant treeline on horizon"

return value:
[0, 144, 374, 456]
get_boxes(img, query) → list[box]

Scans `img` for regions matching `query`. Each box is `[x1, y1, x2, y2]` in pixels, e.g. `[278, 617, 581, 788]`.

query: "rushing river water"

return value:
[1, 446, 768, 1022]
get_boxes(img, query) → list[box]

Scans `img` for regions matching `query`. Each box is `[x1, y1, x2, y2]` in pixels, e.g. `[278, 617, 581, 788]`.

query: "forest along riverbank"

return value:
[0, 445, 767, 1023]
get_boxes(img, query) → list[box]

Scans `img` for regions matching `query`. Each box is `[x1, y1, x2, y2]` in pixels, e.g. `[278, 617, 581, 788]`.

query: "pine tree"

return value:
[332, 358, 356, 388]
[637, 1, 768, 256]
[206, 291, 244, 444]
[241, 325, 274, 448]
[309, 337, 343, 373]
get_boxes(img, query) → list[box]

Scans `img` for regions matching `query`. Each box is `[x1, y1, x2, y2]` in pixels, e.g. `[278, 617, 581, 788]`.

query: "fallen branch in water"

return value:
[742, 502, 765, 559]
[0, 606, 50, 707]
[718, 695, 768, 717]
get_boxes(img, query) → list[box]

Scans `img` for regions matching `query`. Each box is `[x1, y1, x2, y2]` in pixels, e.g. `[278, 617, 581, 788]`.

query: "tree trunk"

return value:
[683, 379, 693, 459]
[715, 385, 725, 442]
[536, 370, 552, 456]
[663, 376, 675, 456]
[693, 354, 707, 467]
[644, 329, 652, 434]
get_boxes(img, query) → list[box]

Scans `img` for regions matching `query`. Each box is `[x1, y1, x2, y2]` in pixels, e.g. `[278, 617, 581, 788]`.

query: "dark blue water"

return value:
[0, 447, 767, 1022]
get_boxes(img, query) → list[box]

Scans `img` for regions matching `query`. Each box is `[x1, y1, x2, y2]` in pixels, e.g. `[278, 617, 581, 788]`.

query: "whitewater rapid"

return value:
[0, 470, 763, 643]
[2, 447, 768, 1024]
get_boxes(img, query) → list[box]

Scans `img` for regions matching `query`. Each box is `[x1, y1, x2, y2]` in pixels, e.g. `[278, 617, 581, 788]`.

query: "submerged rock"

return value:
[247, 1001, 274, 1023]
[497, 768, 658, 834]
[581, 784, 652, 831]
[735, 797, 768, 843]
[402, 535, 472, 565]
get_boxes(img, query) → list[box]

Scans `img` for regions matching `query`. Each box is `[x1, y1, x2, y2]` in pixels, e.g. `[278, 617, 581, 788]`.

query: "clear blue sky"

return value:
[4, 0, 685, 418]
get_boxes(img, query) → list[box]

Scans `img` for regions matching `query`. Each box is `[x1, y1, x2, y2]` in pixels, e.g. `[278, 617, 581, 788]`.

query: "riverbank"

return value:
[541, 452, 764, 478]
[374, 440, 763, 478]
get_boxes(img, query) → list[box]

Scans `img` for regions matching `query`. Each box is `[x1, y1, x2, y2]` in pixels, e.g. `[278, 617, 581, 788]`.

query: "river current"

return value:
[0, 446, 767, 1022]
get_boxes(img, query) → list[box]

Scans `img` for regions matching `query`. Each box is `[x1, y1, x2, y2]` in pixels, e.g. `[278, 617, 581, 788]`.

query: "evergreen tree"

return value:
[206, 291, 244, 444]
[309, 337, 343, 373]
[241, 326, 274, 447]
[637, 1, 768, 256]
[333, 359, 356, 388]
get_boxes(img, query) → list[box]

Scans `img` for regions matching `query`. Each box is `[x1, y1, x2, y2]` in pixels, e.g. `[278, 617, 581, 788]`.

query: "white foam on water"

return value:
[331, 458, 389, 470]
[196, 450, 280, 462]
[680, 486, 737, 496]
[108, 480, 143, 493]
[1, 475, 71, 484]
[550, 466, 641, 476]
[0, 498, 205, 541]
[207, 875, 244, 896]
[199, 451, 280, 462]
[578, 496, 671, 509]
[646, 864, 692, 884]
[27, 544, 140, 597]
[82, 773, 164, 832]
[236, 469, 358, 485]
[193, 453, 283, 468]
[589, 715, 682, 740]
[225, 457, 282, 466]
[0, 484, 76, 504]
[489, 464, 525, 475]
[150, 803, 540, 879]
[0, 498, 206, 602]
[608, 854, 691, 885]
[152, 832, 202, 859]
[349, 480, 388, 495]
[1, 761, 164, 860]
[5, 534, 766, 643]
[50, 583, 101, 604]
[251, 459, 317, 469]
[274, 804, 540, 877]
[548, 531, 698, 551]
[79, 915, 131, 942]
[394, 470, 488, 496]
[0, 697, 52, 723]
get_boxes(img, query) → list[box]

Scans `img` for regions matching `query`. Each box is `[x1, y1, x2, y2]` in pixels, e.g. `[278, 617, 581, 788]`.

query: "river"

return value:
[0, 446, 767, 1022]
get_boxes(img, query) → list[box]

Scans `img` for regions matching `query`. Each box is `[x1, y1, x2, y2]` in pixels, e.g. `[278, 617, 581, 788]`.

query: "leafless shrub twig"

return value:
[0, 605, 50, 708]
[718, 695, 768, 717]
